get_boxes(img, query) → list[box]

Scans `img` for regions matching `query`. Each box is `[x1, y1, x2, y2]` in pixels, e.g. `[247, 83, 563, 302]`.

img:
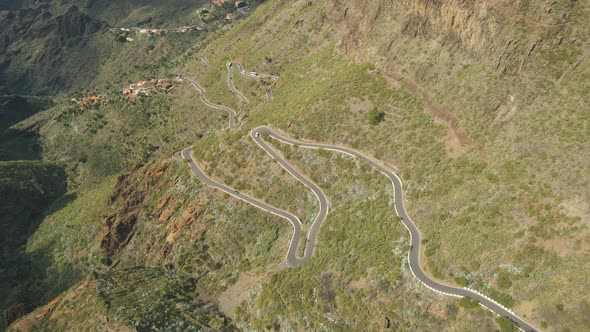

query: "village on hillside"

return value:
[123, 79, 175, 103]
[70, 95, 109, 111]
[113, 0, 253, 42]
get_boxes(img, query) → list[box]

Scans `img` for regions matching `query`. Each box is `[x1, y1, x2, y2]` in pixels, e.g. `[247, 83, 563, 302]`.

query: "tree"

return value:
[367, 108, 385, 125]
[458, 297, 479, 309]
[495, 316, 518, 332]
[454, 276, 469, 287]
[497, 271, 512, 289]
[116, 34, 127, 43]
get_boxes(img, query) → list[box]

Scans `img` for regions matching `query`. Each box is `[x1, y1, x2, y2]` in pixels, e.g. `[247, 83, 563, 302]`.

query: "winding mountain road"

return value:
[182, 61, 539, 331]
[251, 126, 539, 332]
[185, 77, 236, 129]
[227, 61, 278, 102]
[181, 141, 326, 268]
[226, 62, 250, 104]
[200, 45, 210, 65]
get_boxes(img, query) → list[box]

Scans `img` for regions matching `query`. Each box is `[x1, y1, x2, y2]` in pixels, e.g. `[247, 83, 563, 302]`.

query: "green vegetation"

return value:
[0, 1, 214, 95]
[454, 276, 469, 287]
[0, 161, 67, 328]
[459, 297, 479, 309]
[367, 108, 385, 125]
[116, 34, 127, 43]
[0, 95, 54, 160]
[192, 134, 319, 229]
[0, 1, 245, 328]
[21, 268, 232, 331]
[0, 160, 66, 236]
[2, 0, 590, 330]
[97, 269, 230, 331]
[177, 0, 590, 329]
[0, 95, 53, 133]
[496, 316, 518, 332]
[233, 141, 437, 330]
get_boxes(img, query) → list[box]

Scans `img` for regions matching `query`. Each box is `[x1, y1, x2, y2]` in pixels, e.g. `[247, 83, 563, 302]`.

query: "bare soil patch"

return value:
[348, 96, 374, 115]
[515, 300, 536, 320]
[560, 197, 589, 222]
[349, 268, 372, 289]
[218, 272, 273, 317]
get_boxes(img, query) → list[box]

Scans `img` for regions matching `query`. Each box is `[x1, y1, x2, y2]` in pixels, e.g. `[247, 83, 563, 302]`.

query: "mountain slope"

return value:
[0, 0, 240, 328]
[0, 160, 67, 327]
[10, 267, 232, 331]
[3, 0, 589, 331]
[0, 1, 211, 95]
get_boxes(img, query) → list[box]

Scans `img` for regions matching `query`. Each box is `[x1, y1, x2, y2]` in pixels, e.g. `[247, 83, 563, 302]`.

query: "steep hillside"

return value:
[0, 0, 251, 328]
[0, 95, 53, 160]
[11, 268, 233, 331]
[176, 0, 589, 330]
[0, 0, 209, 25]
[0, 160, 66, 328]
[0, 95, 53, 134]
[4, 0, 589, 331]
[0, 5, 106, 94]
[0, 0, 212, 95]
[66, 0, 208, 26]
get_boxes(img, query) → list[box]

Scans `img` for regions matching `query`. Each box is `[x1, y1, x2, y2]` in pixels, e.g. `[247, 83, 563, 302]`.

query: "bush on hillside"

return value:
[367, 108, 385, 125]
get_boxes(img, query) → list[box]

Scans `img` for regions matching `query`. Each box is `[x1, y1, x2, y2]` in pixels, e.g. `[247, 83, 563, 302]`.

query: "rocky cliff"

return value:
[329, 0, 566, 73]
[323, 0, 584, 157]
[55, 5, 104, 42]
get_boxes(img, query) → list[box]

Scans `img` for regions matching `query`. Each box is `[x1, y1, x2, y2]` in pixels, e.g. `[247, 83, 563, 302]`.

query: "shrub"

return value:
[496, 316, 518, 332]
[458, 297, 479, 309]
[116, 35, 127, 43]
[367, 108, 385, 125]
[454, 276, 468, 287]
[497, 271, 512, 289]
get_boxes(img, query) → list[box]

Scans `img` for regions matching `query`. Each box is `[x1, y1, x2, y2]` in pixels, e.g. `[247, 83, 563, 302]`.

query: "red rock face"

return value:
[100, 170, 147, 261]
[99, 160, 208, 262]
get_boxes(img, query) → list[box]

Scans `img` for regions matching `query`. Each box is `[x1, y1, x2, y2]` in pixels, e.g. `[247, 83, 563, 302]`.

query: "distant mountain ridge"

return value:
[0, 0, 207, 94]
[0, 4, 107, 94]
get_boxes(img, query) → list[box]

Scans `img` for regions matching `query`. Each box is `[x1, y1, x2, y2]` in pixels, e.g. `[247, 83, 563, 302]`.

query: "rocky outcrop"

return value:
[54, 5, 104, 44]
[166, 204, 206, 244]
[99, 160, 209, 263]
[100, 174, 144, 262]
[323, 0, 573, 156]
[328, 0, 564, 73]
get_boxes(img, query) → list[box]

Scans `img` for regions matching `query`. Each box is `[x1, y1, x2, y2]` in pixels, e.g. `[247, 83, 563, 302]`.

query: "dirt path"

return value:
[377, 66, 475, 157]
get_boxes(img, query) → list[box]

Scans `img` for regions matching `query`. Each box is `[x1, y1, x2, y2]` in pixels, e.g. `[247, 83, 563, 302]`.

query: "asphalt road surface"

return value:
[181, 144, 325, 268]
[183, 59, 539, 331]
[227, 61, 278, 102]
[185, 77, 236, 129]
[251, 129, 329, 264]
[226, 62, 249, 104]
[251, 126, 539, 332]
